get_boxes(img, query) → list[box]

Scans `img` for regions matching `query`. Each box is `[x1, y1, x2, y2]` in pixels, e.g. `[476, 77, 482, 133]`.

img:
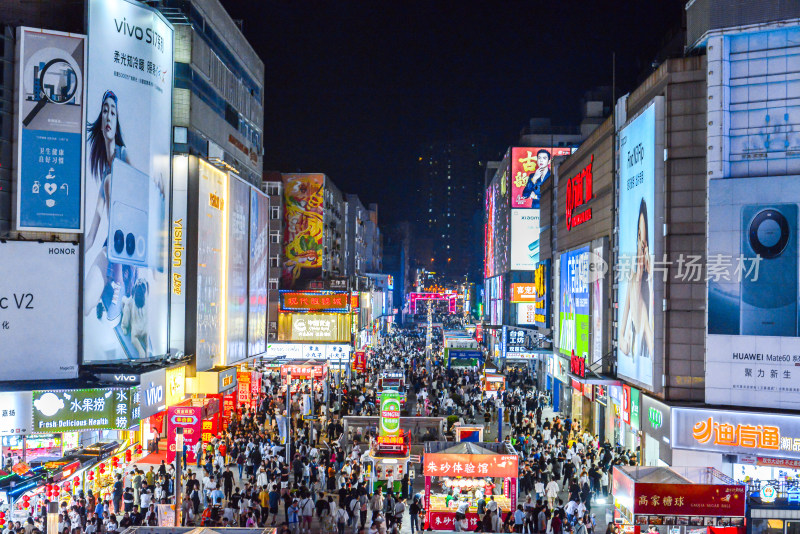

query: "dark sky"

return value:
[221, 0, 685, 226]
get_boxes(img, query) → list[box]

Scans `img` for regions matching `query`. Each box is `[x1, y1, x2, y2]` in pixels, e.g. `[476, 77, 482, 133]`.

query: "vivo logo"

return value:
[145, 382, 164, 406]
[113, 17, 166, 53]
[115, 375, 137, 382]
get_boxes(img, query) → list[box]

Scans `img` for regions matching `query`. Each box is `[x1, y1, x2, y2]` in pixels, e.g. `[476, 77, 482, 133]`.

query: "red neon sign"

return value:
[282, 292, 348, 311]
[566, 154, 594, 231]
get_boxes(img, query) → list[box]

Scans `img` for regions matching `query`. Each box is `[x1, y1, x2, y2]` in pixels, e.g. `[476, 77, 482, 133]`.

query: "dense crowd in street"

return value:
[7, 322, 640, 534]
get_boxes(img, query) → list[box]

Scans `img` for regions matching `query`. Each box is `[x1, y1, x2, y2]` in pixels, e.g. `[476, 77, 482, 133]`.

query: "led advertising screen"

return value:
[283, 174, 324, 288]
[511, 147, 573, 209]
[226, 175, 250, 364]
[247, 188, 268, 357]
[278, 313, 350, 342]
[32, 389, 135, 432]
[195, 160, 228, 372]
[484, 181, 496, 278]
[0, 242, 79, 380]
[558, 246, 589, 360]
[510, 209, 540, 270]
[591, 240, 605, 367]
[705, 28, 800, 410]
[82, 0, 173, 363]
[15, 28, 85, 232]
[616, 103, 656, 389]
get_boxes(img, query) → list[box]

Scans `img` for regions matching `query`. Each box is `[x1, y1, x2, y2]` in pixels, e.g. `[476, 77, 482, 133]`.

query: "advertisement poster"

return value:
[0, 242, 79, 380]
[379, 391, 402, 437]
[591, 240, 605, 367]
[352, 351, 367, 372]
[226, 175, 250, 364]
[616, 103, 656, 389]
[247, 188, 268, 357]
[282, 174, 324, 288]
[533, 260, 550, 329]
[0, 392, 33, 436]
[169, 156, 188, 354]
[16, 28, 85, 232]
[484, 182, 496, 278]
[195, 160, 228, 371]
[511, 147, 573, 209]
[166, 405, 201, 463]
[236, 371, 252, 409]
[82, 0, 173, 362]
[289, 314, 343, 342]
[221, 393, 237, 428]
[510, 209, 540, 270]
[707, 175, 800, 409]
[32, 389, 133, 431]
[558, 246, 590, 360]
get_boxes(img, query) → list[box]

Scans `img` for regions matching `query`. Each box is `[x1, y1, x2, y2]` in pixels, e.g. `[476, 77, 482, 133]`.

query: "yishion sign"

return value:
[566, 155, 594, 231]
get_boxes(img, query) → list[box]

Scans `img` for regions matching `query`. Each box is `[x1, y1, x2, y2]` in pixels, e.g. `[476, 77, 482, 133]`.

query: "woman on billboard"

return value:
[619, 199, 654, 364]
[83, 90, 159, 359]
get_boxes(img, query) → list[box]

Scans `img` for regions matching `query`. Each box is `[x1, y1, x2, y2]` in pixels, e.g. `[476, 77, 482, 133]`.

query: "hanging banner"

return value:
[166, 405, 201, 463]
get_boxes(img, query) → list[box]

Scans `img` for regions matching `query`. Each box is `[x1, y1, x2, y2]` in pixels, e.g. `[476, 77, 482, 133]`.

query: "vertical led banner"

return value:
[226, 175, 250, 364]
[379, 391, 402, 438]
[82, 0, 173, 362]
[248, 188, 268, 357]
[616, 103, 656, 389]
[559, 246, 590, 360]
[169, 156, 188, 355]
[195, 160, 228, 371]
[590, 239, 605, 367]
[16, 28, 85, 232]
[282, 174, 324, 288]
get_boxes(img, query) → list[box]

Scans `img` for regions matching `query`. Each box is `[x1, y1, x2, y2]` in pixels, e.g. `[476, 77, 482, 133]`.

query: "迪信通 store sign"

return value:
[566, 155, 594, 231]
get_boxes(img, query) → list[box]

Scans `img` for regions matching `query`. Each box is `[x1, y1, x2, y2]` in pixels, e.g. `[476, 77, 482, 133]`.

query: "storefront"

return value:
[546, 352, 571, 415]
[640, 395, 672, 466]
[671, 407, 800, 482]
[423, 441, 518, 531]
[608, 385, 641, 454]
[194, 366, 238, 436]
[612, 465, 746, 534]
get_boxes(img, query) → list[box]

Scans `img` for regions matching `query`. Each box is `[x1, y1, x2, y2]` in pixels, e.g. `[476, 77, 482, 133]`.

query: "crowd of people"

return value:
[5, 324, 640, 534]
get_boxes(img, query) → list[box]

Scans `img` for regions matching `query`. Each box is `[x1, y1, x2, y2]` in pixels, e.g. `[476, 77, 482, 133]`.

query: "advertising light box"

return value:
[281, 292, 349, 311]
[195, 160, 228, 371]
[0, 392, 33, 436]
[283, 174, 324, 288]
[279, 313, 350, 342]
[558, 246, 590, 360]
[248, 188, 268, 357]
[616, 102, 656, 389]
[226, 175, 250, 364]
[0, 242, 79, 380]
[15, 27, 85, 232]
[82, 0, 173, 363]
[32, 389, 135, 431]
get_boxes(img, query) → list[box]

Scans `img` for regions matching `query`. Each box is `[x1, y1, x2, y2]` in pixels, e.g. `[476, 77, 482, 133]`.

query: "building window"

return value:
[269, 279, 279, 290]
[270, 256, 279, 268]
[270, 232, 280, 243]
[270, 206, 280, 219]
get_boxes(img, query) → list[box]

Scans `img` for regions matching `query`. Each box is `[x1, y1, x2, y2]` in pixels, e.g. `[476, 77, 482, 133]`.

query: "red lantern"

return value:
[22, 495, 30, 502]
[135, 444, 142, 454]
[88, 471, 94, 481]
[22, 502, 29, 509]
[73, 476, 80, 485]
[0, 518, 6, 526]
[111, 457, 119, 467]
[0, 511, 6, 518]
[64, 483, 71, 493]
[125, 450, 132, 462]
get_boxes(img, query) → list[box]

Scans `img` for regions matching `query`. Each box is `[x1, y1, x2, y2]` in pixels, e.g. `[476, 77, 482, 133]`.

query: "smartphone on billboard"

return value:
[107, 160, 163, 270]
[740, 203, 798, 336]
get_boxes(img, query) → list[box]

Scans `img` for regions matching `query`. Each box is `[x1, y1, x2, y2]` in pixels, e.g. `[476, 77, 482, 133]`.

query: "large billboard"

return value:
[16, 28, 85, 232]
[32, 388, 135, 432]
[278, 313, 350, 342]
[247, 188, 268, 357]
[511, 147, 572, 209]
[282, 174, 324, 288]
[485, 154, 511, 278]
[196, 160, 228, 371]
[616, 103, 656, 388]
[705, 28, 800, 410]
[558, 246, 590, 360]
[82, 0, 173, 363]
[226, 175, 250, 364]
[510, 209, 539, 270]
[0, 241, 79, 380]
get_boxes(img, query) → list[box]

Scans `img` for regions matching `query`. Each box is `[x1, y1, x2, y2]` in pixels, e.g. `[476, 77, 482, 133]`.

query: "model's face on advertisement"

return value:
[537, 153, 550, 171]
[101, 97, 117, 142]
[637, 213, 648, 268]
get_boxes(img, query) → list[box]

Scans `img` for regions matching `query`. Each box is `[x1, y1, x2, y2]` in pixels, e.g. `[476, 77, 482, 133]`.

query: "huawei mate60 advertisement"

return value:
[616, 103, 656, 389]
[558, 246, 589, 361]
[82, 0, 173, 362]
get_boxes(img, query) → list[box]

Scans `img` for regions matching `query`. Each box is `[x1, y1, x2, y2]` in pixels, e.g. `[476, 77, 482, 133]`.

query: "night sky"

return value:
[221, 0, 685, 227]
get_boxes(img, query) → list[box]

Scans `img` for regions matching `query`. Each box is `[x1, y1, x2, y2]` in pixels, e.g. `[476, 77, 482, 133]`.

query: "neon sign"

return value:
[566, 155, 594, 231]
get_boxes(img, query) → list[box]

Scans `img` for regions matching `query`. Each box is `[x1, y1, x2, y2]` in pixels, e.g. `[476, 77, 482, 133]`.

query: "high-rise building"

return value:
[156, 0, 264, 188]
[262, 178, 283, 341]
[414, 140, 485, 281]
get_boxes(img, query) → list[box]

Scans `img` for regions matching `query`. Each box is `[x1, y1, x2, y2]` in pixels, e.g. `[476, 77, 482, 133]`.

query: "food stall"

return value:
[483, 373, 505, 399]
[423, 441, 519, 531]
[612, 466, 746, 534]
